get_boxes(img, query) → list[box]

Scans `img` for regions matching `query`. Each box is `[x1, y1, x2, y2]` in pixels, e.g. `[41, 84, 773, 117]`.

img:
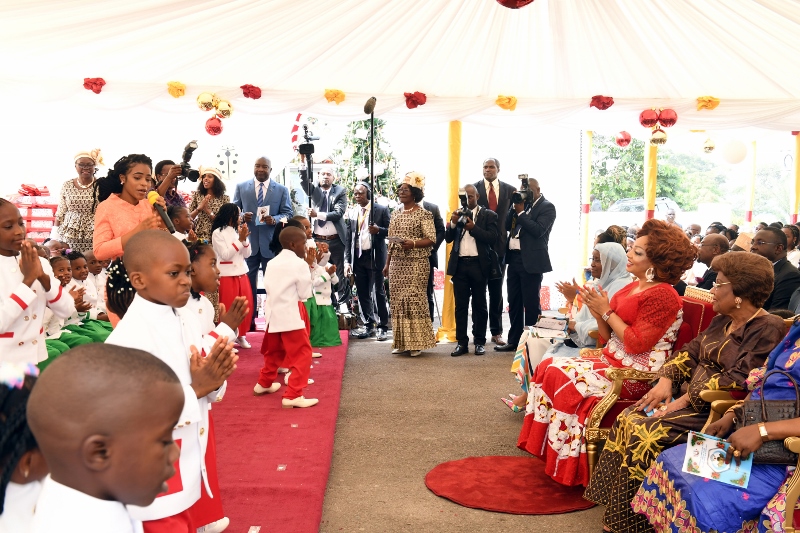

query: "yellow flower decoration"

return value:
[324, 89, 345, 105]
[167, 81, 186, 98]
[496, 95, 518, 111]
[696, 96, 720, 111]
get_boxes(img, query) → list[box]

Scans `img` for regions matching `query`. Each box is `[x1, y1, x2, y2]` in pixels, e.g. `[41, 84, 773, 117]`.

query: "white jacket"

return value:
[105, 295, 225, 521]
[73, 277, 106, 319]
[263, 249, 313, 332]
[212, 226, 251, 277]
[311, 263, 338, 306]
[0, 255, 74, 364]
[89, 270, 107, 308]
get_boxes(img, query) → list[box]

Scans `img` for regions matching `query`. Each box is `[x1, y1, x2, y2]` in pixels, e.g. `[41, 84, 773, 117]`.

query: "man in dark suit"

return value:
[422, 200, 446, 322]
[695, 233, 729, 290]
[301, 167, 348, 307]
[445, 185, 498, 356]
[345, 183, 390, 341]
[751, 226, 800, 310]
[495, 178, 556, 352]
[474, 158, 516, 345]
[233, 156, 293, 331]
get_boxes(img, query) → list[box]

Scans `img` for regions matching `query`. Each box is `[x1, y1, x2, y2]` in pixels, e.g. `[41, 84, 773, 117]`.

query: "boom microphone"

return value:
[147, 191, 176, 233]
[364, 97, 377, 115]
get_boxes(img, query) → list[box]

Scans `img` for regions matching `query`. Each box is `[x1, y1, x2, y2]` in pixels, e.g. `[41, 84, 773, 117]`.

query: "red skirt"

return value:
[218, 274, 254, 336]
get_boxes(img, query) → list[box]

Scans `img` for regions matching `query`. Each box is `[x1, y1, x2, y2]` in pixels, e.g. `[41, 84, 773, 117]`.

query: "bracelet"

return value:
[758, 422, 770, 442]
[413, 240, 417, 249]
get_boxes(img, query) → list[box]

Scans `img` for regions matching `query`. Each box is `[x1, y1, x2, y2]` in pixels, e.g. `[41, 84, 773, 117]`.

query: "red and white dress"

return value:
[211, 226, 253, 337]
[517, 282, 683, 487]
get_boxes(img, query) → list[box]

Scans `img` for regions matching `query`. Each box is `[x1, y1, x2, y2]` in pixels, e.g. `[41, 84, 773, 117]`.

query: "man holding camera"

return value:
[494, 177, 556, 352]
[446, 184, 498, 356]
[474, 158, 516, 346]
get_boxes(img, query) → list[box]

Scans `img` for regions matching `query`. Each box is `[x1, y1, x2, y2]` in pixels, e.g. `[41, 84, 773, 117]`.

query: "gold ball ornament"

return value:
[703, 137, 715, 153]
[197, 92, 216, 112]
[650, 127, 668, 146]
[216, 100, 233, 119]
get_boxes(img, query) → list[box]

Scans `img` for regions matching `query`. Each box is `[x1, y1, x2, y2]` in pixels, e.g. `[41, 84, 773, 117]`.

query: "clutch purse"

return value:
[735, 369, 800, 464]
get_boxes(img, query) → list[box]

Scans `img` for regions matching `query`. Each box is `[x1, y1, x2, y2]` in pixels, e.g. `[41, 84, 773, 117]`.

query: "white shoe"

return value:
[277, 367, 290, 374]
[312, 352, 322, 358]
[284, 372, 314, 385]
[391, 348, 408, 354]
[236, 336, 251, 349]
[409, 350, 422, 357]
[253, 382, 281, 396]
[197, 517, 230, 533]
[231, 347, 239, 354]
[282, 396, 319, 408]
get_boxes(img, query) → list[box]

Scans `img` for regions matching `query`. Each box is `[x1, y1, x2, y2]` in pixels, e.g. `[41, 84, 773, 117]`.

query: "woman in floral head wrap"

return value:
[53, 149, 104, 252]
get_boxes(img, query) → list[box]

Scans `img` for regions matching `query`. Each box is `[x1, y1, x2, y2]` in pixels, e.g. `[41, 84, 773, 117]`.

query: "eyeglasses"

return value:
[76, 163, 95, 169]
[751, 240, 777, 246]
[711, 281, 732, 289]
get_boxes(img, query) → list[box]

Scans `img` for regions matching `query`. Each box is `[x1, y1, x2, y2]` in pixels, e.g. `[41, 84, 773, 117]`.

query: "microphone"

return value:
[364, 97, 376, 115]
[147, 191, 176, 233]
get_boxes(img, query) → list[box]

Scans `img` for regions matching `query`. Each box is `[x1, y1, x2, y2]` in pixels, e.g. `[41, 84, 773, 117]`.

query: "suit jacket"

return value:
[232, 179, 293, 258]
[765, 257, 800, 310]
[475, 179, 516, 258]
[344, 202, 390, 269]
[422, 201, 446, 268]
[444, 206, 498, 278]
[696, 268, 717, 290]
[300, 173, 348, 247]
[506, 195, 556, 274]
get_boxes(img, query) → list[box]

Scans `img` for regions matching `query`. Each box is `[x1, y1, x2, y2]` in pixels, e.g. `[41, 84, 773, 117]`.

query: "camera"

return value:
[455, 187, 472, 229]
[511, 173, 531, 205]
[178, 141, 200, 182]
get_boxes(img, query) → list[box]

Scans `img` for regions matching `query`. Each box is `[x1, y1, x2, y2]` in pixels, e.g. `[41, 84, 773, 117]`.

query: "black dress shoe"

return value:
[450, 344, 469, 357]
[474, 344, 486, 355]
[494, 343, 516, 352]
[376, 328, 389, 342]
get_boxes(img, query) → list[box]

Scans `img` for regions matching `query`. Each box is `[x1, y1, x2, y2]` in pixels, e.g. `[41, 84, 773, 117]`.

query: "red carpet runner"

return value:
[425, 456, 595, 515]
[213, 330, 348, 532]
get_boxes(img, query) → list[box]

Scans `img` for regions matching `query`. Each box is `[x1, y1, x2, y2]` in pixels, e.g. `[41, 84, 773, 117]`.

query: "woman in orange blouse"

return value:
[92, 154, 164, 262]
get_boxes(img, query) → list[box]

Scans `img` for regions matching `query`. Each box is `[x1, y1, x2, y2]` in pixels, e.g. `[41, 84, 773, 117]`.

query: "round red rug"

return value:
[425, 456, 595, 515]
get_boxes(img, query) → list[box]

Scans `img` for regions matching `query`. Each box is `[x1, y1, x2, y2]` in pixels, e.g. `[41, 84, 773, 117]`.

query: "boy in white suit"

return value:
[254, 226, 318, 408]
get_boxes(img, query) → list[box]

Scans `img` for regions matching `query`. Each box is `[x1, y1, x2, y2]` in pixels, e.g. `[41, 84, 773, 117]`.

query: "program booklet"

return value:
[256, 205, 270, 226]
[682, 431, 753, 488]
[531, 316, 568, 339]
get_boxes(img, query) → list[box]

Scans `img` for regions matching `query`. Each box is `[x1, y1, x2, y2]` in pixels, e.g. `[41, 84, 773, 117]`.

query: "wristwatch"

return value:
[601, 309, 615, 322]
[758, 422, 770, 443]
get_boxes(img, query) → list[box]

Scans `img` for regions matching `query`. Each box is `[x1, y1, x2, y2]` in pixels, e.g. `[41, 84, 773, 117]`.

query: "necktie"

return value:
[257, 182, 265, 206]
[488, 183, 498, 212]
[319, 191, 328, 226]
[357, 207, 366, 258]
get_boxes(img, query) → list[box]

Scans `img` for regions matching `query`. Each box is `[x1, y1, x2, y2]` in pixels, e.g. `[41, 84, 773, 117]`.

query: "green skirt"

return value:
[64, 319, 111, 343]
[40, 332, 93, 371]
[304, 296, 342, 348]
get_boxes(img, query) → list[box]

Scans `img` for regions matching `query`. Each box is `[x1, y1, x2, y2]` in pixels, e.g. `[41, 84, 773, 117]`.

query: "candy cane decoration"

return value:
[291, 113, 302, 152]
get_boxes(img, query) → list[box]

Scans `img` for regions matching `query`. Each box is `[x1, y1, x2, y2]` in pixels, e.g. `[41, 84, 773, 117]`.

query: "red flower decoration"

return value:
[83, 77, 106, 94]
[658, 109, 678, 128]
[404, 91, 427, 109]
[240, 84, 262, 99]
[639, 109, 659, 128]
[496, 0, 535, 8]
[590, 95, 614, 110]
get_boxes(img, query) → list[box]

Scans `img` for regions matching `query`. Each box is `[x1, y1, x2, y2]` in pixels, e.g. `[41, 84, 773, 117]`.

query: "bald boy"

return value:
[28, 344, 184, 533]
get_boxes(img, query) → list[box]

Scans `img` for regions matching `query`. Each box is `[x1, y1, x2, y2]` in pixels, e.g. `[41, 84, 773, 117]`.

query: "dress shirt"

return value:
[356, 203, 372, 252]
[253, 177, 270, 209]
[450, 206, 479, 257]
[313, 188, 338, 236]
[507, 194, 542, 251]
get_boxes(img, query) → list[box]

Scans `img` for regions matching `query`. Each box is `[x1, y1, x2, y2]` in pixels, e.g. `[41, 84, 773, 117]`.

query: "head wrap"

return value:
[198, 165, 223, 181]
[400, 171, 425, 191]
[594, 242, 629, 290]
[74, 148, 104, 166]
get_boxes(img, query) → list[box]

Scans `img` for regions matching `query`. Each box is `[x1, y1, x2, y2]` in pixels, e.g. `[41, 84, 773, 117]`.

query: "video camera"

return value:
[178, 141, 200, 182]
[510, 173, 531, 205]
[455, 187, 472, 229]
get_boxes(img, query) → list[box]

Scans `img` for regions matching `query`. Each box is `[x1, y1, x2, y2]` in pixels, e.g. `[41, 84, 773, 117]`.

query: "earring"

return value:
[23, 468, 29, 479]
[645, 267, 655, 283]
[735, 297, 742, 309]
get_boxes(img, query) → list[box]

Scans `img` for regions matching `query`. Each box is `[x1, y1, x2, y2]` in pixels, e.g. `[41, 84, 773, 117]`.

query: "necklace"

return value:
[74, 177, 94, 189]
[725, 308, 763, 336]
[402, 204, 419, 213]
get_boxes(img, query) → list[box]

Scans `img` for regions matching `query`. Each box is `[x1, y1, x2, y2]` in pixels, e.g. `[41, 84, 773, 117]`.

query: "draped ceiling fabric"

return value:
[2, 0, 800, 130]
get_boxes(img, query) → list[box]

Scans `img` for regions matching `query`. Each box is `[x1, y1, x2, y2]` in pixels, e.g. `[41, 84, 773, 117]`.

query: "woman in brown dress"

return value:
[584, 252, 786, 533]
[54, 149, 103, 252]
[383, 172, 437, 356]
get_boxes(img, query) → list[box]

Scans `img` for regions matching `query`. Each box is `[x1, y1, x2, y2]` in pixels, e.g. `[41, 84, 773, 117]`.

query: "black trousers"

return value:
[505, 250, 542, 347]
[427, 259, 436, 322]
[245, 253, 271, 329]
[316, 236, 345, 307]
[452, 257, 488, 345]
[487, 258, 506, 336]
[353, 251, 389, 330]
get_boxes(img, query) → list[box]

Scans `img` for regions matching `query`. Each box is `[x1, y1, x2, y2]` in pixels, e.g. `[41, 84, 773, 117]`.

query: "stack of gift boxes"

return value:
[11, 186, 57, 243]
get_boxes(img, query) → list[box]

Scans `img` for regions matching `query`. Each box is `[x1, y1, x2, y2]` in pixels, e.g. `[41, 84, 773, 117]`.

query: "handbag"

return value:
[735, 369, 800, 464]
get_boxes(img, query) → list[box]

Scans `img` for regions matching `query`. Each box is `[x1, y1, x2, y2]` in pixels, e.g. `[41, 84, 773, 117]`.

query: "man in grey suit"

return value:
[301, 167, 348, 307]
[422, 200, 446, 322]
[474, 158, 517, 345]
[233, 156, 293, 331]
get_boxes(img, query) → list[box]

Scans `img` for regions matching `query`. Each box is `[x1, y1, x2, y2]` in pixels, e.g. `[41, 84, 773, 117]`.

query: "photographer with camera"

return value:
[152, 160, 186, 208]
[494, 177, 556, 352]
[445, 184, 498, 357]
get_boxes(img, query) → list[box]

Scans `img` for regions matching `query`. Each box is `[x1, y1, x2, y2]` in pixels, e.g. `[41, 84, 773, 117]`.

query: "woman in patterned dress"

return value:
[584, 252, 784, 533]
[383, 172, 437, 356]
[517, 220, 696, 487]
[54, 149, 103, 252]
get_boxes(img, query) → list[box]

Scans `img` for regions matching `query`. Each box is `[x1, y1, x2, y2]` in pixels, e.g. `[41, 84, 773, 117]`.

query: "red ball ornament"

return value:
[496, 0, 534, 8]
[639, 109, 659, 128]
[205, 116, 223, 136]
[615, 131, 631, 147]
[658, 108, 678, 127]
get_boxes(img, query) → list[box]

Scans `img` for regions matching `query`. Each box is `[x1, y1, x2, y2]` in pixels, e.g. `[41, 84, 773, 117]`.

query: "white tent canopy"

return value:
[3, 0, 800, 129]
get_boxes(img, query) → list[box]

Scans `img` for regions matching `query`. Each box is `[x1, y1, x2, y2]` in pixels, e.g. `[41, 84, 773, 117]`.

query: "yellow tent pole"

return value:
[643, 143, 658, 220]
[580, 131, 593, 277]
[793, 135, 800, 224]
[746, 141, 757, 226]
[436, 121, 460, 342]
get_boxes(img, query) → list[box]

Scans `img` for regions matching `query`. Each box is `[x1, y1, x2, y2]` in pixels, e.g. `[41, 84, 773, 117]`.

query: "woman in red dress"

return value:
[517, 219, 696, 487]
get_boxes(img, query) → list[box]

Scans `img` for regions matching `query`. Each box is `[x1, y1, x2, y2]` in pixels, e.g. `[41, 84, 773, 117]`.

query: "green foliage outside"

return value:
[330, 119, 399, 204]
